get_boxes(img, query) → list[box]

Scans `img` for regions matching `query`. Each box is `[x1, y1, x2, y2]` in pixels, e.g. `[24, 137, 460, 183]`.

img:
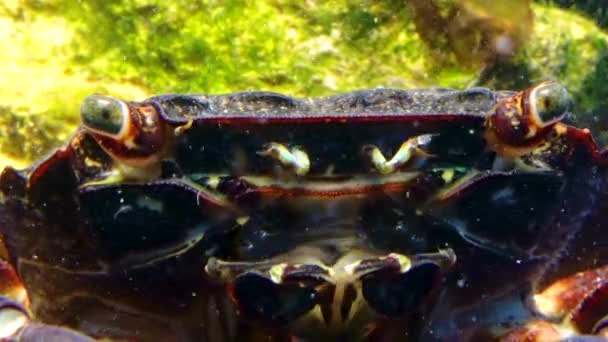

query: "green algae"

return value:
[2, 0, 608, 167]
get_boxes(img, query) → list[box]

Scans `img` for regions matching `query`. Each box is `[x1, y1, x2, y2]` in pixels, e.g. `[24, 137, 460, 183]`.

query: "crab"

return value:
[497, 264, 608, 341]
[0, 81, 606, 341]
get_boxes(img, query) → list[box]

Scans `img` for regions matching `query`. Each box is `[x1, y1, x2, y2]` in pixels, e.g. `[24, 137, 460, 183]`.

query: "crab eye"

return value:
[80, 95, 128, 136]
[361, 262, 439, 317]
[232, 273, 319, 326]
[530, 82, 571, 124]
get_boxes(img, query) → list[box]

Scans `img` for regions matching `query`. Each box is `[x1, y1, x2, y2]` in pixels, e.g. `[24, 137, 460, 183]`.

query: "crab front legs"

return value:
[0, 259, 95, 341]
[0, 298, 96, 341]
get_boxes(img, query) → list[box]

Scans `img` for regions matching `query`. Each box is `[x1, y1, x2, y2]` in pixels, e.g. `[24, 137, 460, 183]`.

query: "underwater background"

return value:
[2, 0, 608, 168]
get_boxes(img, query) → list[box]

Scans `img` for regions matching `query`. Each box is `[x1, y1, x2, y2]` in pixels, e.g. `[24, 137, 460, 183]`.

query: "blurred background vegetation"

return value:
[2, 0, 608, 168]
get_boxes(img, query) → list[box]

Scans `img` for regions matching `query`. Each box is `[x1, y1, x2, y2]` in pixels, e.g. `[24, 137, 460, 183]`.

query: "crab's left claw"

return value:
[500, 265, 608, 341]
[0, 296, 94, 341]
[0, 296, 29, 339]
[0, 259, 96, 341]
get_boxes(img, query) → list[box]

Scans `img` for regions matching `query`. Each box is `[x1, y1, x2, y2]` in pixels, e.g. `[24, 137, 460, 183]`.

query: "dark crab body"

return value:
[0, 82, 606, 341]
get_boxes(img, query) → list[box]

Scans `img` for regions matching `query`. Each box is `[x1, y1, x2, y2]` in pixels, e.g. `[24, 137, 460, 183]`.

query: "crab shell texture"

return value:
[0, 81, 606, 341]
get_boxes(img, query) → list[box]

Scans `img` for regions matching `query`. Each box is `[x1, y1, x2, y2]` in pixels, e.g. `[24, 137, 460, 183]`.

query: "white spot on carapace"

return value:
[136, 195, 164, 213]
[84, 157, 103, 168]
[113, 205, 134, 219]
[236, 216, 250, 226]
[510, 117, 520, 127]
[343, 260, 360, 275]
[207, 176, 221, 189]
[441, 169, 455, 183]
[491, 187, 515, 204]
[269, 263, 288, 284]
[123, 135, 139, 150]
[525, 126, 538, 139]
[554, 124, 567, 136]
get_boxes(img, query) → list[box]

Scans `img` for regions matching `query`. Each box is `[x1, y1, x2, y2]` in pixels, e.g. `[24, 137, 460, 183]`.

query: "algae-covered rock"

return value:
[408, 0, 534, 69]
[2, 0, 608, 167]
[0, 2, 147, 169]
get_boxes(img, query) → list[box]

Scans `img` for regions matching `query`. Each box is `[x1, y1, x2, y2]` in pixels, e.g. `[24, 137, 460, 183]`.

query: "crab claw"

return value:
[532, 265, 608, 321]
[500, 265, 608, 341]
[538, 265, 608, 337]
[568, 279, 608, 335]
[0, 304, 95, 341]
[0, 297, 95, 340]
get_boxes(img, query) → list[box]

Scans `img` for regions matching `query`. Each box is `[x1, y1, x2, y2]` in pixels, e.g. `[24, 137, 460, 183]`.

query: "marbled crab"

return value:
[0, 82, 607, 341]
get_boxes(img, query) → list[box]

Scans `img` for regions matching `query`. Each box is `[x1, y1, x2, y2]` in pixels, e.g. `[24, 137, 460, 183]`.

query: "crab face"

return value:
[0, 82, 606, 340]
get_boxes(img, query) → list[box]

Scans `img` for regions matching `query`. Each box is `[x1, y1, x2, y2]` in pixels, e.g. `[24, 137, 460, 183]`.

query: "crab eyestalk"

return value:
[485, 81, 572, 160]
[80, 95, 167, 181]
